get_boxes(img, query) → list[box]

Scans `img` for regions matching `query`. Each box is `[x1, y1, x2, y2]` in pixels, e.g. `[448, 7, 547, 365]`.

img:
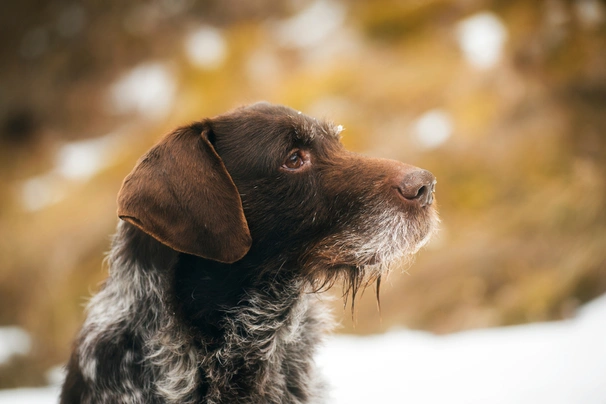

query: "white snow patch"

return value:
[0, 387, 60, 404]
[274, 0, 346, 48]
[46, 365, 66, 387]
[54, 132, 122, 180]
[456, 12, 508, 69]
[19, 131, 125, 211]
[0, 327, 32, 365]
[317, 293, 606, 404]
[413, 109, 452, 149]
[184, 26, 227, 69]
[20, 173, 67, 212]
[107, 62, 176, 119]
[3, 295, 606, 403]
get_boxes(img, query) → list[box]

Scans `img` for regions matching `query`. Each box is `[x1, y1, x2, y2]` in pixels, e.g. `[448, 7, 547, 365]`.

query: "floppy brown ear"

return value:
[117, 123, 252, 263]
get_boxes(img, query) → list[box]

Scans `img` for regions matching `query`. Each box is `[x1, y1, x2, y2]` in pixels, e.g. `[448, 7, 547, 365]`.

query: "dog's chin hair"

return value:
[337, 248, 416, 314]
[307, 206, 439, 310]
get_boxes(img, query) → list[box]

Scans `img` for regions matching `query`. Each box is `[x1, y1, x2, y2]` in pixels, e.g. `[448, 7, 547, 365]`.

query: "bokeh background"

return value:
[1, 0, 605, 392]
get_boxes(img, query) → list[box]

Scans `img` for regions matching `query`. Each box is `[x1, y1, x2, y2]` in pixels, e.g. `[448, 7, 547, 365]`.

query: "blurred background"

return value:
[0, 0, 605, 396]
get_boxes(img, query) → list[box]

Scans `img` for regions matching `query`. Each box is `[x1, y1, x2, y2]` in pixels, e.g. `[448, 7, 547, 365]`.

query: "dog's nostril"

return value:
[397, 169, 436, 207]
[415, 186, 427, 199]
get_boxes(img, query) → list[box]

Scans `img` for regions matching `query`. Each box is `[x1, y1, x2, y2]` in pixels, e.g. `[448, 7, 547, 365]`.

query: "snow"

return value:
[413, 109, 453, 149]
[107, 62, 176, 119]
[19, 60, 178, 212]
[318, 293, 606, 404]
[54, 133, 123, 180]
[45, 366, 66, 387]
[184, 26, 227, 69]
[0, 387, 60, 404]
[456, 12, 508, 69]
[2, 294, 606, 403]
[19, 172, 67, 212]
[0, 327, 31, 365]
[273, 0, 346, 48]
[18, 131, 124, 211]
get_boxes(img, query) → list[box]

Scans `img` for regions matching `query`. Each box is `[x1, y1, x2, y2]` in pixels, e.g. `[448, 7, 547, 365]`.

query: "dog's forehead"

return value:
[290, 111, 342, 143]
[233, 103, 342, 143]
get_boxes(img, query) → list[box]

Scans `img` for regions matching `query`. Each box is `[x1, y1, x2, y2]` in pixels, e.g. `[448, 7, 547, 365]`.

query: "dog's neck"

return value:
[114, 221, 311, 340]
[95, 221, 326, 402]
[172, 253, 308, 339]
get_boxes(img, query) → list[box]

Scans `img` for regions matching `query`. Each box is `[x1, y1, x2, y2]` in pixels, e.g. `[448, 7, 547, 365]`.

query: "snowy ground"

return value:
[0, 386, 61, 404]
[316, 293, 606, 404]
[1, 293, 605, 403]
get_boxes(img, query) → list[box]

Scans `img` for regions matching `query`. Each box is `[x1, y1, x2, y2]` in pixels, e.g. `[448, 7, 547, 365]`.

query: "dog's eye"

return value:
[282, 149, 310, 171]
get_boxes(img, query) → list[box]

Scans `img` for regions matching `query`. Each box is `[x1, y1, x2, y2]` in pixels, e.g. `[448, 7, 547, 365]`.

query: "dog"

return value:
[60, 102, 438, 404]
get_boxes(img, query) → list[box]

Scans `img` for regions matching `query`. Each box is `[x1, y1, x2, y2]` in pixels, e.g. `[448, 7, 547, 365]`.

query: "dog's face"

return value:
[118, 102, 438, 289]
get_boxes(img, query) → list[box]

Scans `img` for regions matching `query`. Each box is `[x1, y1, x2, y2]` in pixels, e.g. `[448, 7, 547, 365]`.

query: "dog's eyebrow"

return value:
[290, 114, 342, 144]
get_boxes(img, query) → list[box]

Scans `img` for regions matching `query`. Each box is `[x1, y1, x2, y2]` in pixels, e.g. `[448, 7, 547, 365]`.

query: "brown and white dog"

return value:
[61, 102, 438, 404]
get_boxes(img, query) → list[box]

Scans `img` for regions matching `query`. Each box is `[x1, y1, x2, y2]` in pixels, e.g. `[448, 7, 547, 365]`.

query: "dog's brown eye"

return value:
[282, 149, 309, 171]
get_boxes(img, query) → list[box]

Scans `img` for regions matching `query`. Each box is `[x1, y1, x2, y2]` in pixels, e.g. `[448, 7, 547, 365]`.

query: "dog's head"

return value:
[118, 102, 438, 291]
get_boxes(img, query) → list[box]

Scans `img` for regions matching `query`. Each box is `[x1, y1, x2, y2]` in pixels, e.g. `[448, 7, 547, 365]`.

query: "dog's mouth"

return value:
[361, 206, 438, 264]
[304, 206, 439, 310]
[333, 208, 439, 304]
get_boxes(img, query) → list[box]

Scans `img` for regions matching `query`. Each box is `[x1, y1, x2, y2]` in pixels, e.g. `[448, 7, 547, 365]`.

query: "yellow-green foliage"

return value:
[0, 0, 604, 387]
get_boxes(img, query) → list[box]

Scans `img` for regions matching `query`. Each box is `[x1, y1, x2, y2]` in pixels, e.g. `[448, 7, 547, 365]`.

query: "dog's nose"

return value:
[397, 169, 436, 207]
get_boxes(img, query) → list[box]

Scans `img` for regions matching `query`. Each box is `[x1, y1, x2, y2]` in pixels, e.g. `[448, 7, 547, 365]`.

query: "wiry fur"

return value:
[304, 194, 439, 303]
[67, 222, 332, 404]
[61, 103, 437, 404]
